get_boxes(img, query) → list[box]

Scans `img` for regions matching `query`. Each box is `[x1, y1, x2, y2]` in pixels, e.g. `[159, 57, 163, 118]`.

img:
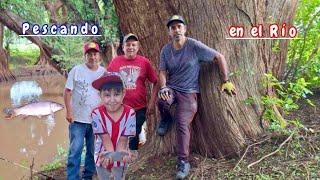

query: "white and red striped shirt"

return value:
[91, 104, 136, 167]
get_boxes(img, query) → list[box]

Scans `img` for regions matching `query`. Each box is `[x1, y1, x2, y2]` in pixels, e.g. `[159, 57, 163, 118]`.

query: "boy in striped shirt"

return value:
[91, 72, 136, 180]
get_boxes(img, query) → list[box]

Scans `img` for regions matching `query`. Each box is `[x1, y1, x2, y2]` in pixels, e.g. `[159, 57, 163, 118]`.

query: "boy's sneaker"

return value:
[176, 160, 190, 179]
[157, 118, 172, 136]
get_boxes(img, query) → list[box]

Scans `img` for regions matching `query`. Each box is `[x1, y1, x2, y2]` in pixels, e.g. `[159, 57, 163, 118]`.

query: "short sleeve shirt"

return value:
[91, 105, 136, 167]
[65, 64, 105, 123]
[159, 37, 218, 93]
[107, 55, 158, 110]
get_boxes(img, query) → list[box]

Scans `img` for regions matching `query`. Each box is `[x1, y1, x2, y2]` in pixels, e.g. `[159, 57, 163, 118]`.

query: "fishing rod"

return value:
[0, 156, 55, 179]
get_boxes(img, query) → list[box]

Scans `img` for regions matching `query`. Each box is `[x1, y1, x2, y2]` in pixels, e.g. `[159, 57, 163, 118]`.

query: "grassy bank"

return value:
[36, 92, 320, 179]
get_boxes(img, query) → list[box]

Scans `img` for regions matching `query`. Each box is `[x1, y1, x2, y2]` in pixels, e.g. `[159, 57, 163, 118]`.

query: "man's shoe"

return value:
[157, 118, 172, 136]
[176, 160, 190, 179]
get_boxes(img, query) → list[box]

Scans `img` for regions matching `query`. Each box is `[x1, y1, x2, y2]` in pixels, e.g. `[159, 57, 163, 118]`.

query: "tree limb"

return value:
[247, 132, 294, 168]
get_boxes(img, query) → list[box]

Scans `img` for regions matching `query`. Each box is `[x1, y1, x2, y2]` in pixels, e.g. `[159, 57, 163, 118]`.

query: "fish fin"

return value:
[21, 115, 28, 120]
[30, 99, 39, 103]
[49, 112, 55, 119]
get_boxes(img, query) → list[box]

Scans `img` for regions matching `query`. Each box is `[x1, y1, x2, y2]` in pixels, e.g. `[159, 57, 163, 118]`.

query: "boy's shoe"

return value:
[176, 160, 190, 179]
[157, 117, 172, 136]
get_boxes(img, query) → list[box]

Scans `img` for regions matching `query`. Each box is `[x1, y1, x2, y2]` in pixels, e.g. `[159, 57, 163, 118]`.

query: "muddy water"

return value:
[0, 75, 68, 179]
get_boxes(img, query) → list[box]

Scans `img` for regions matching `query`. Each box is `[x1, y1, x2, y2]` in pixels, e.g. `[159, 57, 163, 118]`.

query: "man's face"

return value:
[168, 22, 186, 41]
[101, 88, 125, 113]
[123, 40, 139, 59]
[85, 50, 101, 69]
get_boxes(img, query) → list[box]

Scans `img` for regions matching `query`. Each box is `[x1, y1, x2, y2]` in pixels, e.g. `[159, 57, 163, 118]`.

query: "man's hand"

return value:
[221, 81, 236, 96]
[158, 87, 171, 101]
[66, 110, 74, 123]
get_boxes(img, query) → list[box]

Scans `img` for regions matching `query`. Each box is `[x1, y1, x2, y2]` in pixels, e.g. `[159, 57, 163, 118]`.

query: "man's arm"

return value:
[215, 53, 229, 82]
[214, 53, 236, 95]
[158, 70, 172, 100]
[64, 89, 73, 123]
[159, 70, 167, 88]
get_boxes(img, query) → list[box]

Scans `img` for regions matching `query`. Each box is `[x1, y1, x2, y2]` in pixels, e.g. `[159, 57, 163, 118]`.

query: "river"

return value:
[0, 75, 68, 179]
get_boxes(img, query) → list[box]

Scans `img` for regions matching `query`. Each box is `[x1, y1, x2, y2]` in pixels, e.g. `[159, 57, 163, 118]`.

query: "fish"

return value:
[3, 101, 64, 119]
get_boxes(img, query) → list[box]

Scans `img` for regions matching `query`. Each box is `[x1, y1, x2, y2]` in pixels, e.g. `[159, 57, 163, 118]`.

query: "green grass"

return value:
[9, 43, 40, 68]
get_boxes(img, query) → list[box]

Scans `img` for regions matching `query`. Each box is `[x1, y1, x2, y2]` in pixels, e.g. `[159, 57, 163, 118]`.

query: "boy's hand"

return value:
[98, 152, 113, 168]
[122, 150, 138, 163]
[122, 153, 131, 163]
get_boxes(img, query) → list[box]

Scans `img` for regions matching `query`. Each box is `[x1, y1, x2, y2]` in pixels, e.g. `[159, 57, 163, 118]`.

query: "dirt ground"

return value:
[36, 90, 320, 179]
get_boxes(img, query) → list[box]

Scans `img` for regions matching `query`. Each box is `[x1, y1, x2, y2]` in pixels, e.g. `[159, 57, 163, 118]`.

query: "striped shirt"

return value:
[91, 104, 136, 167]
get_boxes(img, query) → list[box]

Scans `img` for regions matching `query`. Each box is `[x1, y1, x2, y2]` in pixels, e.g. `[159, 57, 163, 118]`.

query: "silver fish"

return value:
[4, 101, 64, 118]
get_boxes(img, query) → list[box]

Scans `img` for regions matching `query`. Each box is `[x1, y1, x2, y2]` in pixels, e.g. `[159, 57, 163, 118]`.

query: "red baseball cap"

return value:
[83, 42, 100, 54]
[92, 72, 123, 90]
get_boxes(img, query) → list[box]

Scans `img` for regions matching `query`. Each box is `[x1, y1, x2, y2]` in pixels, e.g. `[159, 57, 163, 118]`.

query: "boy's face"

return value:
[85, 50, 101, 69]
[100, 88, 125, 112]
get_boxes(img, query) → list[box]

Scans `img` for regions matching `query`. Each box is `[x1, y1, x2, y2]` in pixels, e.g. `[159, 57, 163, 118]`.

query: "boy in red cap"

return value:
[64, 42, 105, 180]
[91, 72, 136, 180]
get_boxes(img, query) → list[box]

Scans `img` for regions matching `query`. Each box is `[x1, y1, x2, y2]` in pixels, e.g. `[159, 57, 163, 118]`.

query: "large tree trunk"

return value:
[0, 9, 65, 75]
[113, 0, 298, 158]
[0, 23, 15, 82]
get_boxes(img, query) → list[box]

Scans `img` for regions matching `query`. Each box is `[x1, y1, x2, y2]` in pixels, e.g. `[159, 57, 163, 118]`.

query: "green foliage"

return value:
[41, 145, 68, 172]
[0, 0, 48, 24]
[10, 44, 40, 67]
[285, 0, 320, 88]
[2, 0, 119, 71]
[51, 37, 85, 71]
[97, 0, 119, 42]
[248, 73, 314, 133]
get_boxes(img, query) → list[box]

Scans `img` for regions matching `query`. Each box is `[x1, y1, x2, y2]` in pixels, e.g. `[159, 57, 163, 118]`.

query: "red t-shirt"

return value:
[107, 55, 158, 110]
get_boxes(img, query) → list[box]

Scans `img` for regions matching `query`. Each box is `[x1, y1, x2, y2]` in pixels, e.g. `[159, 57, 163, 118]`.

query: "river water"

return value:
[0, 75, 68, 179]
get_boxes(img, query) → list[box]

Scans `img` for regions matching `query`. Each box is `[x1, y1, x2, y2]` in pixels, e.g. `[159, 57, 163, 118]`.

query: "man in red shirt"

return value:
[107, 33, 158, 150]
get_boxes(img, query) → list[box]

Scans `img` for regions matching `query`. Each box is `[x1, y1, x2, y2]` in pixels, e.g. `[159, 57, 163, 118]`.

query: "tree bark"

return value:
[0, 9, 65, 75]
[0, 23, 15, 82]
[113, 0, 298, 158]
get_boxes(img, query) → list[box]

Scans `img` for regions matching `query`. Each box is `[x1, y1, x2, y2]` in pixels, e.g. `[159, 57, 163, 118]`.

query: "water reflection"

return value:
[8, 80, 62, 137]
[10, 81, 43, 106]
[0, 75, 68, 179]
[46, 115, 56, 136]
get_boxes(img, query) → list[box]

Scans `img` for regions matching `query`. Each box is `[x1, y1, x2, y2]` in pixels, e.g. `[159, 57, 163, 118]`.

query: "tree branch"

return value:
[247, 132, 294, 168]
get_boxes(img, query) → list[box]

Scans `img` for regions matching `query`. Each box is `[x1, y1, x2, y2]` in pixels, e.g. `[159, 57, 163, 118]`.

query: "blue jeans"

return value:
[67, 122, 95, 180]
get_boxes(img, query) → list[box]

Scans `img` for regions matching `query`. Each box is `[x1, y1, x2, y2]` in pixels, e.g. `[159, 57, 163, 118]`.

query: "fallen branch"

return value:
[0, 156, 54, 179]
[247, 132, 294, 168]
[30, 158, 34, 180]
[233, 137, 270, 170]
